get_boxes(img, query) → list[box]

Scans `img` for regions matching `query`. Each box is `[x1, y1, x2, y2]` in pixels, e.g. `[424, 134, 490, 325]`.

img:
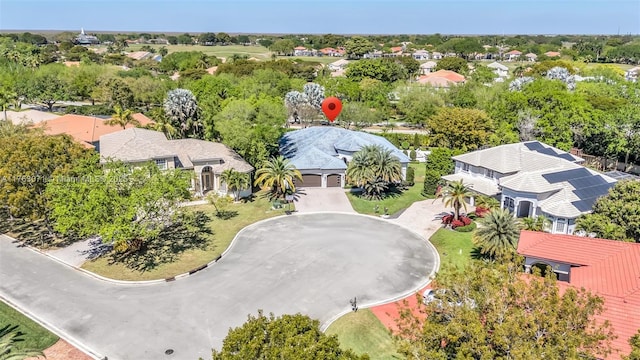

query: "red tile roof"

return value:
[421, 69, 466, 83]
[506, 50, 522, 55]
[36, 113, 154, 149]
[545, 51, 561, 57]
[518, 231, 640, 358]
[294, 46, 307, 50]
[390, 46, 403, 53]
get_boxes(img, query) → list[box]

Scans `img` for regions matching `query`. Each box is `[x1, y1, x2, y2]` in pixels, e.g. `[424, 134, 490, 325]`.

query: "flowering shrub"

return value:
[475, 206, 490, 218]
[451, 220, 465, 229]
[442, 214, 454, 224]
[461, 217, 472, 226]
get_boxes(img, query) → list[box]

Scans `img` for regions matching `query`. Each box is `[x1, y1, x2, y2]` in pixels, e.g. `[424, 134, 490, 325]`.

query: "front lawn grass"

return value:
[325, 309, 403, 360]
[428, 228, 475, 269]
[0, 300, 59, 352]
[347, 164, 427, 216]
[125, 44, 273, 59]
[82, 192, 289, 281]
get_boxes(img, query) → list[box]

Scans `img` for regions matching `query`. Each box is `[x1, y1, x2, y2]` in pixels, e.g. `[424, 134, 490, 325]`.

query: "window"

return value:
[485, 169, 495, 179]
[555, 218, 566, 233]
[155, 158, 167, 170]
[503, 197, 515, 211]
[462, 163, 470, 172]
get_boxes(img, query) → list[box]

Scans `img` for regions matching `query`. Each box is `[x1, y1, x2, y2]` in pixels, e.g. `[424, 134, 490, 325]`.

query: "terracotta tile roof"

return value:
[417, 75, 455, 87]
[36, 113, 154, 148]
[545, 51, 561, 57]
[294, 46, 307, 50]
[518, 231, 640, 358]
[421, 69, 466, 83]
[506, 50, 522, 55]
[390, 46, 403, 53]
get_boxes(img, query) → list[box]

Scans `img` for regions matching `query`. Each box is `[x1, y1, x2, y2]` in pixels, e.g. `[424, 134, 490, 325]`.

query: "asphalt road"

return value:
[0, 213, 438, 360]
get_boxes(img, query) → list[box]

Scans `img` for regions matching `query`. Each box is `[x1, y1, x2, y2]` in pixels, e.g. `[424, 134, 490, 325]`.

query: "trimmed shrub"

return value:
[406, 167, 415, 186]
[455, 221, 477, 232]
[475, 206, 490, 218]
[461, 216, 472, 226]
[423, 169, 442, 196]
[409, 149, 417, 161]
[401, 141, 410, 150]
[403, 150, 409, 156]
[442, 214, 454, 224]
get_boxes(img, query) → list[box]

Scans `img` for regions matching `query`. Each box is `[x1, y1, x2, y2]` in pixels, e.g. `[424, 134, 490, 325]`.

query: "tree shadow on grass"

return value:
[4, 218, 57, 248]
[107, 211, 213, 273]
[215, 210, 238, 220]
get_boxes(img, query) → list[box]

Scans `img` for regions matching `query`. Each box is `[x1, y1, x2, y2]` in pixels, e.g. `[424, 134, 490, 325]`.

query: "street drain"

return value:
[165, 349, 174, 355]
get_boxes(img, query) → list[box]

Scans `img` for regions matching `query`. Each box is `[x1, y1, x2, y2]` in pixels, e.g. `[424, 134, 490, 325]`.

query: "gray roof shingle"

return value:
[280, 127, 409, 170]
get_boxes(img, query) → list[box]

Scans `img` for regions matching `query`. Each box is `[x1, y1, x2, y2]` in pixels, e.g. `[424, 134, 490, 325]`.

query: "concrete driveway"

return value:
[293, 187, 355, 213]
[0, 213, 438, 360]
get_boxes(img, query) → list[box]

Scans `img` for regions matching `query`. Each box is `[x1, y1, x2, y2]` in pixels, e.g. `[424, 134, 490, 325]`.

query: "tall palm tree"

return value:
[435, 180, 474, 220]
[474, 208, 521, 258]
[254, 156, 302, 200]
[0, 324, 44, 360]
[221, 169, 250, 202]
[105, 105, 140, 129]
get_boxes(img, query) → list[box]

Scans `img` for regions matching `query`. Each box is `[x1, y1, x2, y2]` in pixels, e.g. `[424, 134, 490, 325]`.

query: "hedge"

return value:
[455, 221, 477, 232]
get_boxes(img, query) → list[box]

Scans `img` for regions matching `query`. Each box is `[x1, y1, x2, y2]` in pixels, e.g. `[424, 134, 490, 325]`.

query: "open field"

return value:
[82, 192, 289, 281]
[0, 300, 59, 353]
[126, 44, 273, 59]
[326, 309, 403, 360]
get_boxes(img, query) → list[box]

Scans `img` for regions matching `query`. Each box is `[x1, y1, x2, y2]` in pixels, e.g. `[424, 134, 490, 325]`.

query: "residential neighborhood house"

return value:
[328, 59, 350, 72]
[412, 50, 430, 60]
[505, 50, 522, 61]
[625, 66, 639, 82]
[417, 69, 466, 88]
[442, 141, 617, 234]
[99, 128, 254, 197]
[35, 113, 154, 150]
[525, 53, 538, 62]
[419, 61, 438, 74]
[487, 61, 509, 78]
[279, 127, 410, 188]
[517, 230, 640, 359]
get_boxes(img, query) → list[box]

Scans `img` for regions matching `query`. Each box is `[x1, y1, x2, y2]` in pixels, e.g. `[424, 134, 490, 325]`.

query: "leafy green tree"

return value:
[0, 133, 90, 233]
[92, 76, 135, 109]
[396, 87, 443, 127]
[435, 57, 468, 74]
[105, 105, 139, 129]
[575, 180, 640, 242]
[211, 311, 367, 360]
[269, 39, 295, 55]
[0, 88, 17, 121]
[220, 169, 250, 201]
[396, 260, 614, 360]
[254, 156, 302, 200]
[344, 36, 374, 59]
[0, 325, 44, 360]
[164, 88, 202, 138]
[346, 58, 407, 83]
[474, 208, 521, 258]
[46, 158, 192, 253]
[435, 179, 473, 220]
[423, 170, 442, 197]
[626, 330, 640, 360]
[427, 107, 493, 151]
[338, 102, 381, 129]
[25, 64, 67, 111]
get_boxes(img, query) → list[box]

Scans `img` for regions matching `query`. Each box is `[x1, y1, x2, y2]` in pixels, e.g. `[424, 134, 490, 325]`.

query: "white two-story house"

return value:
[442, 141, 617, 234]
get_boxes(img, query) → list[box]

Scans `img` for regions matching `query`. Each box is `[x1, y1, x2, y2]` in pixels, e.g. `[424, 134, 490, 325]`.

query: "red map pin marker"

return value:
[321, 97, 342, 123]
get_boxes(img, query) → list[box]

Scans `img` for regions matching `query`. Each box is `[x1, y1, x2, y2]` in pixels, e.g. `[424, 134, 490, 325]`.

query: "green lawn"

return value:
[0, 300, 59, 353]
[326, 309, 403, 360]
[82, 192, 289, 281]
[126, 44, 273, 59]
[347, 164, 428, 216]
[428, 228, 475, 269]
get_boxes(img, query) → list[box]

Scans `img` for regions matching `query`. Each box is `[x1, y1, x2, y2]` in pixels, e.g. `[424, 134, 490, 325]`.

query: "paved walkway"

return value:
[0, 213, 437, 360]
[293, 187, 356, 213]
[45, 238, 109, 267]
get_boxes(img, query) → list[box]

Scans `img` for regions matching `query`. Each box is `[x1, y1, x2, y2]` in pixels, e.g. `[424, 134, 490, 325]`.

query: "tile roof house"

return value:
[36, 113, 154, 150]
[419, 61, 438, 74]
[279, 127, 410, 188]
[99, 128, 253, 197]
[517, 231, 640, 359]
[328, 59, 350, 71]
[525, 53, 538, 62]
[412, 50, 430, 60]
[442, 141, 617, 234]
[505, 50, 522, 61]
[417, 69, 466, 88]
[544, 51, 561, 57]
[487, 61, 509, 77]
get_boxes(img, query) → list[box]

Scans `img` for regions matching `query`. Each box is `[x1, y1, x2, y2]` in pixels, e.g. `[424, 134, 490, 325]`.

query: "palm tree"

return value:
[474, 208, 521, 258]
[163, 88, 202, 138]
[521, 215, 550, 232]
[435, 180, 474, 220]
[221, 169, 250, 202]
[0, 89, 17, 121]
[346, 145, 402, 199]
[105, 105, 140, 129]
[0, 324, 44, 360]
[475, 195, 500, 210]
[254, 156, 302, 200]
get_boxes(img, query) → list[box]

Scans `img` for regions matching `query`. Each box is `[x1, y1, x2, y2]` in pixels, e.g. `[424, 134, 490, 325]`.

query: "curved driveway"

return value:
[0, 213, 438, 360]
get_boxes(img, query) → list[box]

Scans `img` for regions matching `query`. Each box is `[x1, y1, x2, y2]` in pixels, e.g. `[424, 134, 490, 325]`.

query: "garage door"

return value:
[295, 174, 322, 188]
[326, 174, 342, 187]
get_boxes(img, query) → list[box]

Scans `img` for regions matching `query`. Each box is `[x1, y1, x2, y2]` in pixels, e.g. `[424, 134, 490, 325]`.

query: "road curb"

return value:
[0, 295, 106, 360]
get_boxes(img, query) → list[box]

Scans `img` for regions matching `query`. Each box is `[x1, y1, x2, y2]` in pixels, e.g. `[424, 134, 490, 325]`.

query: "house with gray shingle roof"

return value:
[279, 127, 410, 188]
[442, 141, 616, 234]
[99, 128, 253, 197]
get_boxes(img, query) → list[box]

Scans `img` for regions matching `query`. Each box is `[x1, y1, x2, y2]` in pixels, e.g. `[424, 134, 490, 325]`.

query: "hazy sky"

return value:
[1, 0, 638, 35]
